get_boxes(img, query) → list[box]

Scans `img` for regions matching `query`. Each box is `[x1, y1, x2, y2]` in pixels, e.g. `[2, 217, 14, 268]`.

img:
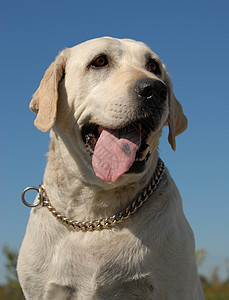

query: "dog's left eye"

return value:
[147, 59, 161, 75]
[91, 55, 108, 68]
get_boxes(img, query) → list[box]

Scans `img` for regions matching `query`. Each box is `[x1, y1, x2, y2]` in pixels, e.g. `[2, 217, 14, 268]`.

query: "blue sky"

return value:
[1, 0, 229, 283]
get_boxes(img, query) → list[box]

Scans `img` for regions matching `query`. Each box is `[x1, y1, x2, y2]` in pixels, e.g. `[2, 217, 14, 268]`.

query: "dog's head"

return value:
[30, 37, 187, 183]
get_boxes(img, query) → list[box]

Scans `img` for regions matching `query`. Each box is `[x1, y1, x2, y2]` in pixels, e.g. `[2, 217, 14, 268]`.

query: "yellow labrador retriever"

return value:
[18, 37, 205, 299]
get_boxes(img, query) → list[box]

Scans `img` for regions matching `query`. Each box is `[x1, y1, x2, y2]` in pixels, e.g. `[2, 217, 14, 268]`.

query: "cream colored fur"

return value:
[17, 37, 204, 299]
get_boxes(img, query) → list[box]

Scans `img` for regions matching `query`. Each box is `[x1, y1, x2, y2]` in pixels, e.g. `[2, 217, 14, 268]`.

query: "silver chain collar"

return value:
[22, 158, 165, 231]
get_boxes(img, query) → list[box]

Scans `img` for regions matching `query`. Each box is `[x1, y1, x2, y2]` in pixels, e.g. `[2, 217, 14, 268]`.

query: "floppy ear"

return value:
[163, 68, 188, 151]
[168, 91, 188, 150]
[29, 52, 67, 132]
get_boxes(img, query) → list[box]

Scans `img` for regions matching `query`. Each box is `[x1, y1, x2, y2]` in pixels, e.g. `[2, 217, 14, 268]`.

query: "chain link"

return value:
[23, 158, 165, 231]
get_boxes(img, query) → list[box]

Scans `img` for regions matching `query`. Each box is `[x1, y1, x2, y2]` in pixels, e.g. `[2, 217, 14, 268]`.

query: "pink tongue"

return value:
[92, 126, 141, 182]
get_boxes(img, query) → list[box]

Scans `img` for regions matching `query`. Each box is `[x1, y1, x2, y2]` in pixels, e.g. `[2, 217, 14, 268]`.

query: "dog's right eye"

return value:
[90, 55, 108, 68]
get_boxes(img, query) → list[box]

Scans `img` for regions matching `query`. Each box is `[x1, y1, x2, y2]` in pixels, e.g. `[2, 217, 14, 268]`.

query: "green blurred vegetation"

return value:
[201, 267, 229, 300]
[196, 249, 229, 300]
[0, 245, 24, 299]
[0, 245, 228, 299]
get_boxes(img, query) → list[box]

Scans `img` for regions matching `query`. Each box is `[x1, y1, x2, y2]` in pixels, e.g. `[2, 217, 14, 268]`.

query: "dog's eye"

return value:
[147, 59, 160, 75]
[91, 55, 108, 68]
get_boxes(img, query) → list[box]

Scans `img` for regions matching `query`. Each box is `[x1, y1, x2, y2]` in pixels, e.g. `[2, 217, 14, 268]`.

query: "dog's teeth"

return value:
[98, 126, 103, 134]
[135, 145, 150, 163]
[137, 157, 143, 162]
[141, 146, 150, 157]
[85, 133, 98, 155]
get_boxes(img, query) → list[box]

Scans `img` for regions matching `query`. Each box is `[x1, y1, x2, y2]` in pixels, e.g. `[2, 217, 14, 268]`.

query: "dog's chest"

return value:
[49, 228, 152, 293]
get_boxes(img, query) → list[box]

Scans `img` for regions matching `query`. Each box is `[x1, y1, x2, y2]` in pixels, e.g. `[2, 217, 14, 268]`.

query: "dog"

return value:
[17, 37, 205, 299]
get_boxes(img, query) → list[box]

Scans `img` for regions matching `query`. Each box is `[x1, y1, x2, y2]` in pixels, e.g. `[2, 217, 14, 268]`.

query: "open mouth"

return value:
[81, 119, 153, 182]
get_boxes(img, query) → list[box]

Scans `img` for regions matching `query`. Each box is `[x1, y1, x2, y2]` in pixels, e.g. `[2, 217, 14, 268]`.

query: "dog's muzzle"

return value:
[81, 78, 168, 182]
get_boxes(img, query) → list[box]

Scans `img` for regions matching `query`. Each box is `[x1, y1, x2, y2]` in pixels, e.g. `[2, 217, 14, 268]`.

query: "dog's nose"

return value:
[135, 78, 167, 102]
